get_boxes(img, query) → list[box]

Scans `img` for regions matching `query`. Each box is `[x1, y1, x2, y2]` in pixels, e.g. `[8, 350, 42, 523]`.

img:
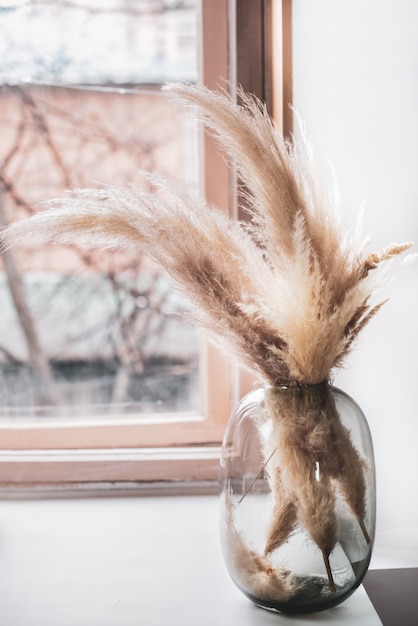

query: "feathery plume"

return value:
[0, 106, 412, 387]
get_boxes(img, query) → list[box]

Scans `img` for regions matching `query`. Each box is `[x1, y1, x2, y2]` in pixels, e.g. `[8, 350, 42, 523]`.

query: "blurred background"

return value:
[0, 0, 201, 417]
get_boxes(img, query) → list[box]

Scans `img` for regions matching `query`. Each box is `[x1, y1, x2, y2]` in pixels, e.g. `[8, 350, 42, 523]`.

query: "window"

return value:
[0, 0, 291, 487]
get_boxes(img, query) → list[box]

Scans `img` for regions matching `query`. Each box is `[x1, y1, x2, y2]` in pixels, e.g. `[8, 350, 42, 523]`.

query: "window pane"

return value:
[0, 1, 201, 419]
[0, 0, 198, 85]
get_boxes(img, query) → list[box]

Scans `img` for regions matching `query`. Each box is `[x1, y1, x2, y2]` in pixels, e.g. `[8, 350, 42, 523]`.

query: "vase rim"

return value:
[272, 380, 330, 390]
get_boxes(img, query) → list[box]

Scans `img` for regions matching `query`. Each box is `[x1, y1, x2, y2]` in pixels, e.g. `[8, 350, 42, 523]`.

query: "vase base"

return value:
[242, 575, 362, 615]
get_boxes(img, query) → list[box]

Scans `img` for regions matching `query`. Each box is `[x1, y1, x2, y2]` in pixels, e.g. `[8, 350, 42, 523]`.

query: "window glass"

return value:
[0, 0, 201, 420]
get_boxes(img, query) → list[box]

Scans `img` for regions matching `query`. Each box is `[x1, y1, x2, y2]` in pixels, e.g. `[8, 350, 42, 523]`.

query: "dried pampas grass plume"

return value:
[0, 83, 413, 387]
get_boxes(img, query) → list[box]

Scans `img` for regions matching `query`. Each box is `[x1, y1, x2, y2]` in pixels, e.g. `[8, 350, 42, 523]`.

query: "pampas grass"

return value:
[224, 493, 298, 603]
[0, 83, 413, 599]
[263, 383, 368, 592]
[1, 84, 411, 387]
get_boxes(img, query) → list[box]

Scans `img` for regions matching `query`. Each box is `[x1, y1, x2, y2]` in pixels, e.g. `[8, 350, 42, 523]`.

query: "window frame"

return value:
[0, 0, 292, 487]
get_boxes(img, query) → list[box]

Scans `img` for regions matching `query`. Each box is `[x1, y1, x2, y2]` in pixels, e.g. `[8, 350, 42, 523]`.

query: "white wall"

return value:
[292, 0, 418, 546]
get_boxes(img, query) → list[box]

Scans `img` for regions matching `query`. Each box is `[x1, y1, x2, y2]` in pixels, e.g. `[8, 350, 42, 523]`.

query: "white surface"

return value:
[1, 494, 411, 626]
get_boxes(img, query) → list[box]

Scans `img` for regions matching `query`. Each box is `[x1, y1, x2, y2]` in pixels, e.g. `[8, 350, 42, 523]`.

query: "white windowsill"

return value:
[1, 494, 416, 625]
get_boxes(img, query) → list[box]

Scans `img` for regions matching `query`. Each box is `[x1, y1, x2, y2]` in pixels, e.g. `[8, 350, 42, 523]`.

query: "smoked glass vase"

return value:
[219, 383, 376, 614]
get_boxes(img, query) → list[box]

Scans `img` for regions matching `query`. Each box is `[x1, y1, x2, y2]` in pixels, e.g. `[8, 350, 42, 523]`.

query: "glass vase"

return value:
[220, 383, 376, 614]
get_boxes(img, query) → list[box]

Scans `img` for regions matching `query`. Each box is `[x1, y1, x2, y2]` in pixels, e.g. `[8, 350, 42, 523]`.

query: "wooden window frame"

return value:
[0, 0, 292, 487]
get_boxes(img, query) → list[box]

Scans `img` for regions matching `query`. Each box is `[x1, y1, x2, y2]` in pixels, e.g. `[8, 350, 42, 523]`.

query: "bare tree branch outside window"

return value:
[0, 1, 200, 418]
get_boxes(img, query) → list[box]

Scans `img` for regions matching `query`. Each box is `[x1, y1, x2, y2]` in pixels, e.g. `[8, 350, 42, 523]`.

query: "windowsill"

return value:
[1, 494, 416, 625]
[0, 446, 222, 485]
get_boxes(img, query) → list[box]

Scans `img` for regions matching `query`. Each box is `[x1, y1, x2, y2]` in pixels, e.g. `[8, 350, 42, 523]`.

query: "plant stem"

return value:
[322, 549, 336, 593]
[359, 518, 371, 545]
[238, 447, 277, 504]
